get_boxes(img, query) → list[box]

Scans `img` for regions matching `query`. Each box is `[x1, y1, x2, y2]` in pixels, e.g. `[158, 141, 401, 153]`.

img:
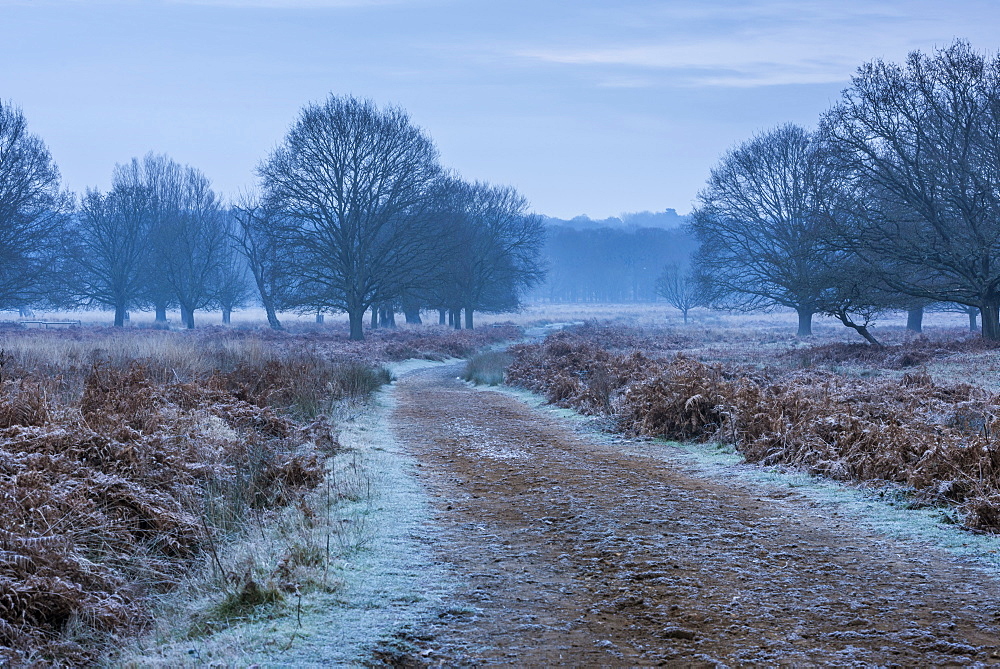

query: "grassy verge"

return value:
[0, 330, 397, 665]
[119, 359, 455, 667]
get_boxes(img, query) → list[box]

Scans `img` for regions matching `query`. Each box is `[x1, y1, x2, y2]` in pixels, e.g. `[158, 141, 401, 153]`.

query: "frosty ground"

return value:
[158, 312, 1000, 666]
[167, 350, 1000, 664]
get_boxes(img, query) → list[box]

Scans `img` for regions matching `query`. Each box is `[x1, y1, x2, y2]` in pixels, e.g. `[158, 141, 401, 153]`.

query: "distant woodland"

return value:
[531, 216, 697, 303]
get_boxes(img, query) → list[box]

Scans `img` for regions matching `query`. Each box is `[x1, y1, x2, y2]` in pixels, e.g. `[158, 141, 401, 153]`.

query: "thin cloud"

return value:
[513, 0, 1000, 88]
[518, 42, 857, 88]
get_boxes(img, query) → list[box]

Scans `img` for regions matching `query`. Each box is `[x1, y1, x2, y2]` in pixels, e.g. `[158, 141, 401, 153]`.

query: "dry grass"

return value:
[462, 350, 514, 386]
[508, 326, 1000, 533]
[0, 361, 329, 665]
[0, 324, 521, 665]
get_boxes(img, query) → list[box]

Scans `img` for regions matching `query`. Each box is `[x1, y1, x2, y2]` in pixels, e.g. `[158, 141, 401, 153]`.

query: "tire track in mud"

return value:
[389, 363, 1000, 666]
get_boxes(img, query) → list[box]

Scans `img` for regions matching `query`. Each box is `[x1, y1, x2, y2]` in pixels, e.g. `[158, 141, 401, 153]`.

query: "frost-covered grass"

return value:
[119, 359, 455, 667]
[462, 350, 513, 386]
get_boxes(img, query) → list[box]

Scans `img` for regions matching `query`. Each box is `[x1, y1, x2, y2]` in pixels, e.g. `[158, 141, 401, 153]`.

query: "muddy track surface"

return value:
[389, 364, 1000, 666]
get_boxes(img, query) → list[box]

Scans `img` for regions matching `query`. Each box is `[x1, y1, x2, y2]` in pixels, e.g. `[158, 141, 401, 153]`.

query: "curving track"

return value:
[389, 363, 1000, 666]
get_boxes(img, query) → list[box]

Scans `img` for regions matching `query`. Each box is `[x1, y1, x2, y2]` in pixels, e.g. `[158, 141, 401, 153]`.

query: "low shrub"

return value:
[463, 350, 513, 386]
[329, 362, 393, 399]
[790, 336, 1000, 369]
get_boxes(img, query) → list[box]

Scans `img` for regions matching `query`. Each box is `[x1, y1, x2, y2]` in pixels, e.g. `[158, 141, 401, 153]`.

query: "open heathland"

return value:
[0, 323, 520, 665]
[505, 323, 1000, 532]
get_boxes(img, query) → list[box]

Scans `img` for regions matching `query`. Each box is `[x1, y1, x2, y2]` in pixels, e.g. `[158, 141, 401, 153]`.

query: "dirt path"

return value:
[388, 363, 1000, 666]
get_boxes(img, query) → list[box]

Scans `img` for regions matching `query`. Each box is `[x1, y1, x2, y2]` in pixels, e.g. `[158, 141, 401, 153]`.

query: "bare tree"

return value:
[823, 41, 1000, 339]
[259, 96, 441, 340]
[446, 181, 545, 329]
[71, 185, 151, 326]
[410, 176, 469, 326]
[0, 101, 68, 309]
[116, 154, 226, 329]
[690, 124, 839, 336]
[231, 194, 297, 329]
[213, 220, 254, 325]
[692, 123, 898, 342]
[655, 263, 703, 324]
[813, 250, 892, 345]
[156, 169, 227, 329]
[114, 155, 175, 322]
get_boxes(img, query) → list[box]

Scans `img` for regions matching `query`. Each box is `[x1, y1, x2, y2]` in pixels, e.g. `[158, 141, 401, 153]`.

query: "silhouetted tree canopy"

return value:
[70, 184, 152, 326]
[823, 40, 1000, 340]
[690, 124, 837, 336]
[259, 95, 442, 340]
[0, 101, 68, 310]
[438, 180, 545, 328]
[112, 154, 227, 329]
[231, 193, 299, 330]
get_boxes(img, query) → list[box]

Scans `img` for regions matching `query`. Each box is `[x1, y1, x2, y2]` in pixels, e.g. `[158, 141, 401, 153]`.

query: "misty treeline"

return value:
[540, 209, 688, 231]
[691, 40, 1000, 343]
[531, 225, 696, 303]
[0, 96, 545, 339]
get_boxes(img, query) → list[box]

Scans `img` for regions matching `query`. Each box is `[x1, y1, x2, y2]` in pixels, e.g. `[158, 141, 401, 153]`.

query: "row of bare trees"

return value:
[0, 96, 545, 338]
[238, 96, 544, 338]
[68, 155, 244, 328]
[690, 41, 1000, 342]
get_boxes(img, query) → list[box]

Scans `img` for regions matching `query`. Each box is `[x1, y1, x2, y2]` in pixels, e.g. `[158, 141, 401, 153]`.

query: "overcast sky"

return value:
[3, 0, 999, 219]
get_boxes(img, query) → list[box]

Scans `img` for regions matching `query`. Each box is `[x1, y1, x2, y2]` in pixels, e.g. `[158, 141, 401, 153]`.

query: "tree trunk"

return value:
[982, 302, 1000, 340]
[404, 308, 422, 324]
[264, 304, 283, 330]
[222, 308, 231, 325]
[379, 307, 396, 329]
[180, 304, 191, 329]
[371, 307, 379, 329]
[348, 309, 365, 340]
[834, 310, 881, 346]
[185, 308, 196, 330]
[438, 309, 446, 325]
[970, 308, 979, 332]
[114, 304, 127, 328]
[155, 303, 167, 323]
[851, 323, 880, 346]
[796, 308, 814, 337]
[464, 307, 474, 329]
[682, 307, 689, 325]
[906, 307, 923, 333]
[315, 312, 324, 324]
[452, 309, 461, 330]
